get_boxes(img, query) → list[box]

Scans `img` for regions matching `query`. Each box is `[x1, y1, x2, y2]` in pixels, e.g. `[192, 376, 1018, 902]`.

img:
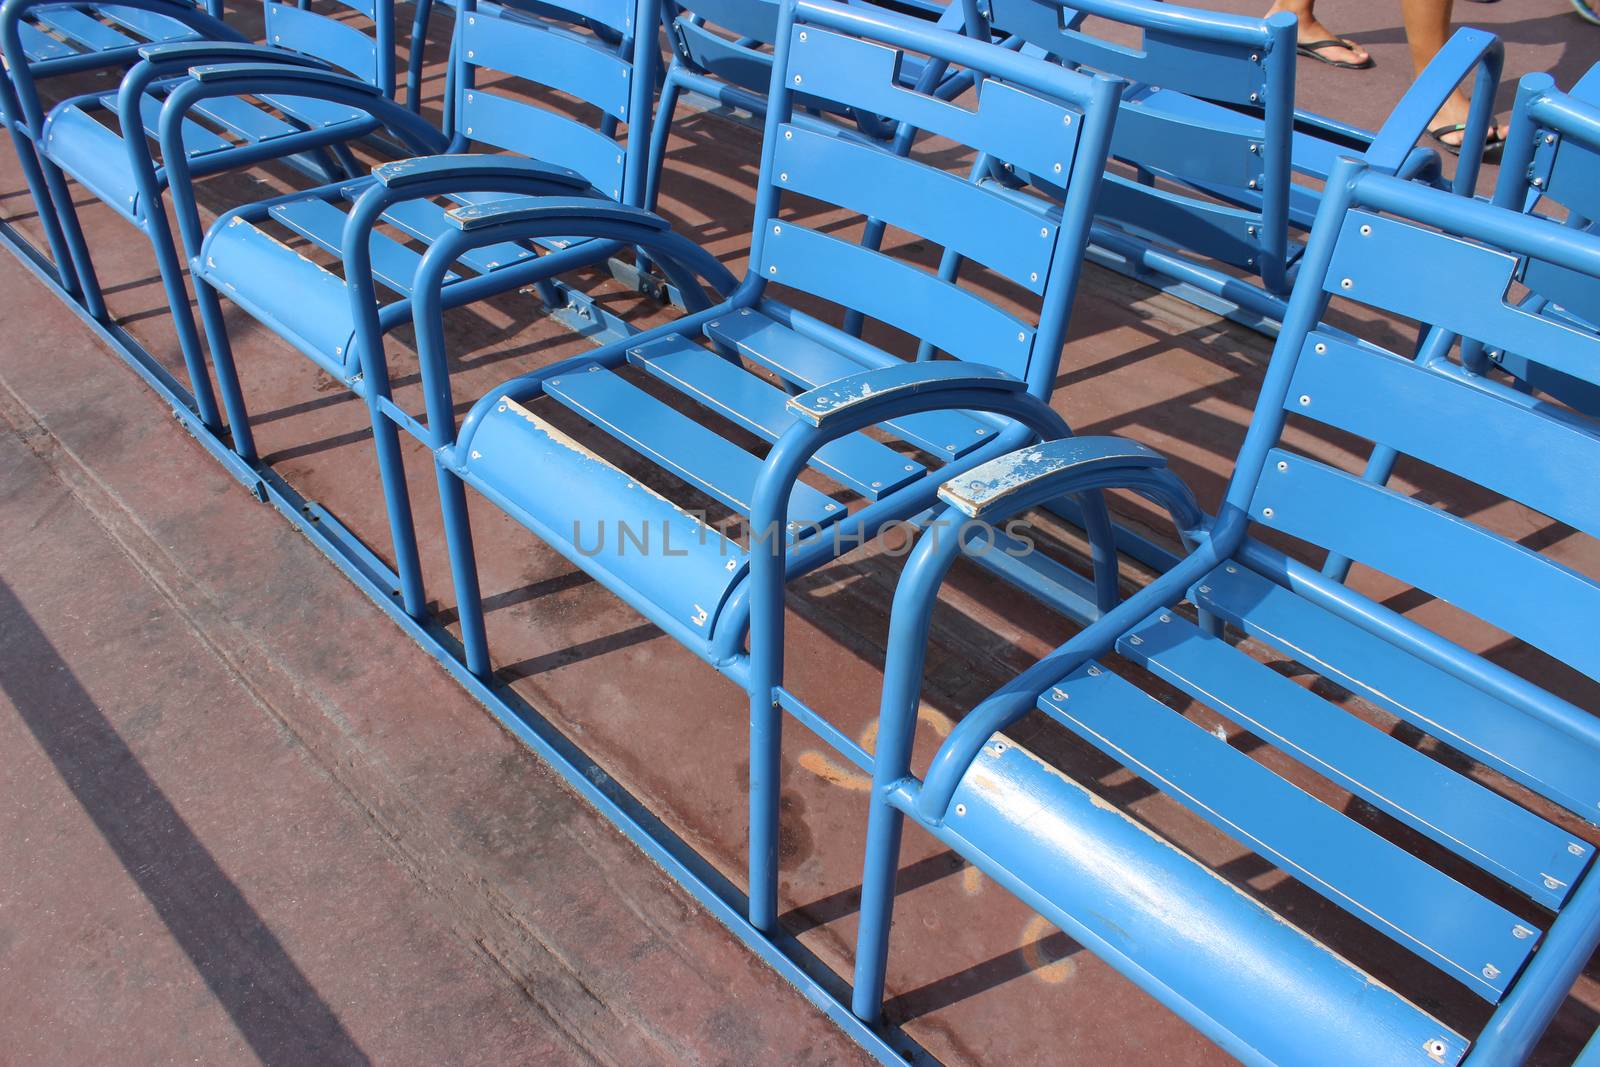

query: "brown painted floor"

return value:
[1, 2, 1599, 1065]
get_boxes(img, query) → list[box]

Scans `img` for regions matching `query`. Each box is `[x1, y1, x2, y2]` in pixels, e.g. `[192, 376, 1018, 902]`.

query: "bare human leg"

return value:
[1267, 0, 1373, 68]
[1402, 0, 1507, 148]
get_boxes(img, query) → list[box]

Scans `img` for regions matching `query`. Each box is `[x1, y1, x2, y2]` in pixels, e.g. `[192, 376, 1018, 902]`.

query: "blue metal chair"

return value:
[964, 0, 1504, 333]
[1460, 65, 1600, 413]
[401, 0, 627, 122]
[389, 0, 1122, 934]
[850, 155, 1600, 1065]
[643, 0, 976, 223]
[0, 0, 401, 435]
[0, 0, 230, 300]
[163, 0, 659, 606]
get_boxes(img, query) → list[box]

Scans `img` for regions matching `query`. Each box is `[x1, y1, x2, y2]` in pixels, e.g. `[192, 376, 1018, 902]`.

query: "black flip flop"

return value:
[1296, 39, 1375, 70]
[1427, 123, 1507, 157]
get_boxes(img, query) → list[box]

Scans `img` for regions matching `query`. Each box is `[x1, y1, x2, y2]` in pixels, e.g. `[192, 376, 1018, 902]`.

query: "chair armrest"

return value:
[443, 194, 666, 231]
[938, 436, 1205, 534]
[1364, 27, 1503, 187]
[185, 61, 384, 93]
[373, 154, 590, 193]
[786, 363, 1025, 429]
[138, 40, 316, 65]
[422, 196, 732, 296]
[940, 437, 1167, 518]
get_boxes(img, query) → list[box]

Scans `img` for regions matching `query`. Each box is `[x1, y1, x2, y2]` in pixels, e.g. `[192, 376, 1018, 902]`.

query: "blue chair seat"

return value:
[39, 84, 371, 225]
[946, 733, 1479, 1066]
[195, 182, 594, 376]
[12, 2, 199, 65]
[459, 307, 1008, 640]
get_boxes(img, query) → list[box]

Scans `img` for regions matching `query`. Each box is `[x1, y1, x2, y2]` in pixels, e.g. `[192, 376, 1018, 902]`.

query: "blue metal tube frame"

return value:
[849, 445, 1205, 1021]
[0, 48, 928, 1067]
[0, 0, 238, 302]
[851, 155, 1600, 1059]
[970, 0, 1502, 335]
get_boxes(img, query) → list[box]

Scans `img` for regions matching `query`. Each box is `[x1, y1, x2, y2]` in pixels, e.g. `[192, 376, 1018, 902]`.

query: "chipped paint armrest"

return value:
[1365, 28, 1502, 177]
[443, 195, 670, 232]
[938, 437, 1206, 534]
[786, 363, 1025, 429]
[137, 41, 324, 67]
[184, 62, 383, 94]
[373, 155, 591, 194]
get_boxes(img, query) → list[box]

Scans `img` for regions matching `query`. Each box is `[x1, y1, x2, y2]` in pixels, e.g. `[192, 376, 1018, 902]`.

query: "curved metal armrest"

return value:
[185, 61, 384, 93]
[373, 154, 590, 193]
[112, 44, 323, 144]
[937, 436, 1205, 535]
[404, 197, 741, 447]
[444, 195, 670, 232]
[138, 40, 309, 65]
[1365, 27, 1503, 191]
[415, 195, 739, 299]
[787, 362, 1025, 429]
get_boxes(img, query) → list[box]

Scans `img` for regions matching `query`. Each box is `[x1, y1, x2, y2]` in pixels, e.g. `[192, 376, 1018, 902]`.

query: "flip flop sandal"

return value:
[1427, 123, 1507, 157]
[1296, 39, 1375, 69]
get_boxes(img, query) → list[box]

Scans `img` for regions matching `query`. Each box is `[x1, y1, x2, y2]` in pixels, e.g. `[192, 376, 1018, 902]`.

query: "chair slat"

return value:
[1119, 611, 1590, 909]
[775, 123, 1056, 293]
[985, 0, 1267, 106]
[676, 0, 778, 41]
[187, 93, 298, 143]
[705, 311, 993, 458]
[115, 90, 231, 157]
[1040, 662, 1540, 1001]
[1194, 562, 1600, 820]
[459, 89, 624, 199]
[627, 334, 925, 499]
[95, 4, 194, 43]
[786, 25, 1084, 187]
[543, 364, 846, 528]
[18, 20, 77, 60]
[1121, 88, 1265, 190]
[260, 93, 366, 129]
[1534, 118, 1600, 226]
[264, 2, 379, 83]
[1251, 449, 1600, 681]
[268, 198, 457, 294]
[761, 223, 1033, 374]
[460, 10, 631, 116]
[1326, 211, 1600, 391]
[379, 197, 534, 274]
[1292, 333, 1600, 538]
[1095, 173, 1261, 271]
[33, 7, 131, 51]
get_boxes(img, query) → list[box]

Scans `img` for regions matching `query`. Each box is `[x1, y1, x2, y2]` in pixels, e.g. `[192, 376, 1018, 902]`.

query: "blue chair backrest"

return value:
[664, 1, 960, 93]
[969, 0, 1298, 289]
[1495, 69, 1600, 344]
[1224, 159, 1600, 692]
[663, 0, 782, 93]
[266, 0, 397, 95]
[745, 0, 1120, 396]
[453, 0, 657, 203]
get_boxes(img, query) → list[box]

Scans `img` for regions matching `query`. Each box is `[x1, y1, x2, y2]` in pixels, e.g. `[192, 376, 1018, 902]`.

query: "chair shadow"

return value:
[0, 578, 370, 1067]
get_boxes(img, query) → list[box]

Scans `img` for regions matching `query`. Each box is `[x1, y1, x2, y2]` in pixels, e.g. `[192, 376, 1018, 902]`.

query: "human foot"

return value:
[1266, 1, 1373, 67]
[1428, 92, 1508, 152]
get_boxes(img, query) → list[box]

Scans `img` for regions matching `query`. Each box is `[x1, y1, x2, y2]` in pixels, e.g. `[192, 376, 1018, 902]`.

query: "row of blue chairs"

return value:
[3, 0, 1600, 1063]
